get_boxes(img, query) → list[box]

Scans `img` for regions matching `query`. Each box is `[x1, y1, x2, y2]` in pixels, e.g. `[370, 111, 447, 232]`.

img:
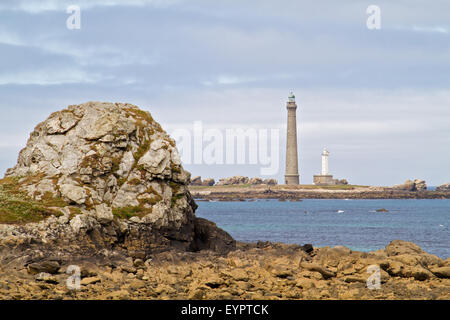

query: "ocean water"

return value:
[195, 199, 450, 258]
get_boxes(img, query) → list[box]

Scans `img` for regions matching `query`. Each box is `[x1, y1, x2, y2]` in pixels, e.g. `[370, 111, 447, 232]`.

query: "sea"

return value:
[195, 199, 450, 259]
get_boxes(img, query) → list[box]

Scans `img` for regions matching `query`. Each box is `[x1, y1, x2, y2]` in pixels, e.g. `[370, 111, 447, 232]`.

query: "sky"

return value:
[0, 0, 449, 186]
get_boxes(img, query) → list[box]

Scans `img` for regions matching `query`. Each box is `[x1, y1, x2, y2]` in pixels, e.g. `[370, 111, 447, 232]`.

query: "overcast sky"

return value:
[0, 0, 449, 186]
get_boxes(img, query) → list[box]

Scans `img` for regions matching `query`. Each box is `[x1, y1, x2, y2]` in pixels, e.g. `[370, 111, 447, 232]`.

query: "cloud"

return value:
[40, 41, 159, 67]
[0, 0, 181, 13]
[0, 68, 106, 85]
[0, 30, 25, 46]
[412, 25, 449, 34]
[0, 28, 158, 68]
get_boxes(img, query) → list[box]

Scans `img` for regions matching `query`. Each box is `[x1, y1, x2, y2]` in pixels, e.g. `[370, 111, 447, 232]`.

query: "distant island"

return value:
[189, 176, 450, 200]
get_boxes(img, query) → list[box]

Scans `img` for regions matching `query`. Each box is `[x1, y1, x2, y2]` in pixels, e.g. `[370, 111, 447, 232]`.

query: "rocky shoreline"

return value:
[0, 102, 448, 300]
[190, 185, 450, 200]
[0, 240, 448, 300]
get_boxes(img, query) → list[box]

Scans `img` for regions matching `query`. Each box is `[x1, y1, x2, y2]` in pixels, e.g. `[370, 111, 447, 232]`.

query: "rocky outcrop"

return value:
[0, 102, 235, 272]
[202, 178, 215, 186]
[334, 179, 348, 185]
[414, 179, 427, 191]
[215, 176, 278, 186]
[216, 176, 249, 186]
[393, 179, 427, 191]
[190, 176, 202, 186]
[436, 183, 450, 192]
[249, 177, 263, 185]
[263, 178, 278, 185]
[393, 180, 415, 191]
[189, 176, 215, 187]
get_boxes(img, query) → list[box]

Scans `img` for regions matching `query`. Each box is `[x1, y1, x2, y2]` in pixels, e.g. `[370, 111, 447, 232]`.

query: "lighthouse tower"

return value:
[313, 147, 335, 185]
[321, 148, 330, 175]
[284, 92, 300, 185]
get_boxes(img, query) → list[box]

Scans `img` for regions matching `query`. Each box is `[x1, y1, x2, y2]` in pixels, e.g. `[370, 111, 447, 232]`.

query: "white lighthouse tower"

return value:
[321, 148, 330, 175]
[313, 147, 334, 185]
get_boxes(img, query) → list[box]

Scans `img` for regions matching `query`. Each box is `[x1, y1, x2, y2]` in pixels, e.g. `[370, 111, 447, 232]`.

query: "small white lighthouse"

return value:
[321, 148, 330, 175]
[313, 147, 334, 185]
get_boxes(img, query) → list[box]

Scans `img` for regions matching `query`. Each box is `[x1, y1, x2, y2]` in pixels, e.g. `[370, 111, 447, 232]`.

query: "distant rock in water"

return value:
[0, 102, 235, 270]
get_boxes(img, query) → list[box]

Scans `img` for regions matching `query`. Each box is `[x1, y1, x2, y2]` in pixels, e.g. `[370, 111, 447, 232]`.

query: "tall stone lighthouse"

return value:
[284, 92, 300, 185]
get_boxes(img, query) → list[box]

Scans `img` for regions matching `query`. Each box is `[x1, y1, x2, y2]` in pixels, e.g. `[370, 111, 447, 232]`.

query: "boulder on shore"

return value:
[0, 102, 235, 272]
[215, 176, 278, 186]
[249, 177, 263, 185]
[216, 176, 249, 186]
[436, 183, 450, 192]
[263, 178, 278, 185]
[414, 179, 427, 191]
[393, 179, 427, 191]
[201, 178, 215, 186]
[190, 176, 202, 186]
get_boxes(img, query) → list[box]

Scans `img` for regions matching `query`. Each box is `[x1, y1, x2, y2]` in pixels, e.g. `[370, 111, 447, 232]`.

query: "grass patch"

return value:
[295, 184, 370, 190]
[128, 178, 141, 186]
[112, 206, 151, 219]
[124, 107, 154, 124]
[133, 139, 151, 162]
[0, 177, 64, 224]
[111, 156, 122, 172]
[169, 181, 185, 207]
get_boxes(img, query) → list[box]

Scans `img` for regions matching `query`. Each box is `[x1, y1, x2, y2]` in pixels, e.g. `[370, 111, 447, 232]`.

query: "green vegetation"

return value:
[138, 195, 162, 206]
[128, 178, 141, 186]
[111, 156, 122, 172]
[133, 138, 151, 162]
[295, 184, 370, 190]
[171, 164, 181, 174]
[0, 177, 64, 224]
[124, 107, 155, 124]
[117, 177, 127, 187]
[112, 206, 151, 219]
[169, 181, 185, 207]
[190, 184, 251, 189]
[171, 193, 185, 207]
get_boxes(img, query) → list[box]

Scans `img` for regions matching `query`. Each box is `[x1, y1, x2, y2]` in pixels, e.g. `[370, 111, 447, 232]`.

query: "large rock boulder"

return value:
[436, 183, 450, 192]
[0, 102, 235, 270]
[249, 177, 263, 185]
[263, 178, 278, 185]
[393, 180, 416, 191]
[201, 178, 215, 186]
[414, 179, 427, 191]
[190, 176, 202, 186]
[392, 179, 426, 191]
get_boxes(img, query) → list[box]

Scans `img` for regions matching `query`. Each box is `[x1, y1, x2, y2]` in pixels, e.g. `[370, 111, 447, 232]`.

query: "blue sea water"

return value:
[195, 199, 450, 258]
